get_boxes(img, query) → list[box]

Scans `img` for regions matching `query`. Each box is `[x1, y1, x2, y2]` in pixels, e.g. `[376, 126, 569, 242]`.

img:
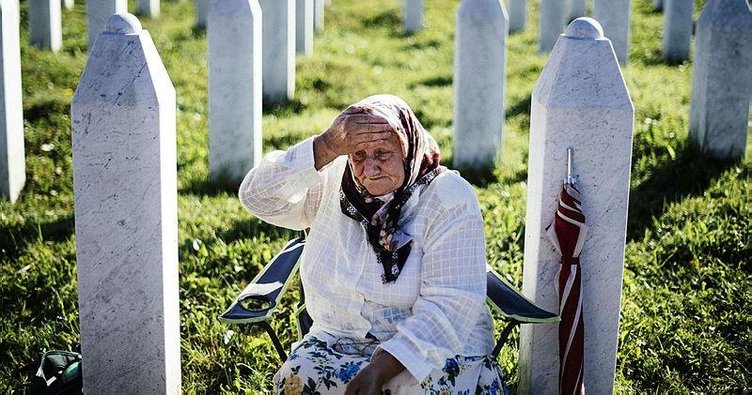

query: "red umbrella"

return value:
[546, 149, 588, 395]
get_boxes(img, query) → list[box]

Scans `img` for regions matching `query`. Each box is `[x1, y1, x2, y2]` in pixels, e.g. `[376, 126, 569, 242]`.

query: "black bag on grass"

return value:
[28, 350, 82, 395]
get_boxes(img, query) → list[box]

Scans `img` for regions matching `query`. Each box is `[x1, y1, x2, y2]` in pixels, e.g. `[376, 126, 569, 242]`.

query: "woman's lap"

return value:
[273, 336, 508, 395]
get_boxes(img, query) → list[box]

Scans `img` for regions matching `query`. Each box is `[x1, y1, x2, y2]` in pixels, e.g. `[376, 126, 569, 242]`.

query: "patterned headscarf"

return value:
[339, 94, 446, 283]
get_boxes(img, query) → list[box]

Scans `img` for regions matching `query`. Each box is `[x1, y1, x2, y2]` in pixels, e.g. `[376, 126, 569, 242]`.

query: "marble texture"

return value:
[138, 0, 160, 18]
[539, 0, 567, 52]
[314, 0, 324, 31]
[662, 0, 694, 62]
[29, 0, 62, 51]
[208, 0, 262, 184]
[0, 0, 24, 203]
[519, 18, 634, 395]
[452, 0, 508, 171]
[71, 13, 180, 394]
[195, 0, 209, 28]
[259, 0, 295, 103]
[568, 0, 587, 22]
[86, 0, 127, 49]
[404, 0, 423, 34]
[62, 0, 74, 11]
[689, 0, 752, 160]
[508, 0, 527, 33]
[593, 0, 632, 64]
[296, 0, 313, 55]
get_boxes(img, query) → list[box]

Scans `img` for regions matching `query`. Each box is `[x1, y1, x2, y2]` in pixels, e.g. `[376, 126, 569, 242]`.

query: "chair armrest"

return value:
[220, 236, 306, 324]
[486, 266, 559, 324]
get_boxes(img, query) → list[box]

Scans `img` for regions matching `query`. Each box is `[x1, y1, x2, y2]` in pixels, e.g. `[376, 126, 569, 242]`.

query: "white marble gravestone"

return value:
[259, 0, 295, 102]
[662, 0, 694, 62]
[138, 0, 160, 18]
[29, 0, 62, 52]
[452, 0, 508, 171]
[62, 0, 74, 11]
[86, 0, 127, 49]
[539, 0, 567, 52]
[296, 0, 313, 55]
[208, 0, 262, 183]
[0, 0, 24, 203]
[593, 0, 631, 64]
[569, 0, 587, 22]
[195, 0, 209, 28]
[508, 0, 527, 33]
[689, 0, 752, 160]
[314, 0, 324, 31]
[71, 13, 180, 394]
[519, 18, 634, 395]
[404, 0, 423, 34]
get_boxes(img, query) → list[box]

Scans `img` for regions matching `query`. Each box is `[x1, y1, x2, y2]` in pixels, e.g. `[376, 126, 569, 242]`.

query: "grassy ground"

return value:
[1, 0, 749, 393]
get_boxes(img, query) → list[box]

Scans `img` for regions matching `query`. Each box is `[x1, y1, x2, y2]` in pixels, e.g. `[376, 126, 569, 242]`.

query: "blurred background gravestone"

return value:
[0, 0, 24, 203]
[688, 0, 752, 161]
[29, 0, 62, 51]
[208, 0, 262, 184]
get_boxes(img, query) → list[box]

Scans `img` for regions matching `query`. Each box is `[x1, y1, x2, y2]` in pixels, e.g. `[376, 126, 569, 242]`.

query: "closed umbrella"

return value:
[546, 148, 588, 395]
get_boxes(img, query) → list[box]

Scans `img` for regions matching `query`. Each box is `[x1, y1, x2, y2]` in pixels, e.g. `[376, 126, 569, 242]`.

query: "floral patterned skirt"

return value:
[273, 335, 509, 395]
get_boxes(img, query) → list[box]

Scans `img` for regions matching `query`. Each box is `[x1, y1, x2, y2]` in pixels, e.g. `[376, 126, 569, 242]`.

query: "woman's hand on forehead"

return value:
[320, 106, 394, 157]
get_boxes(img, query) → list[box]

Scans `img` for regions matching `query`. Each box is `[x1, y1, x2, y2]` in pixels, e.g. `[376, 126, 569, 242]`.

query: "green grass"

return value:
[1, 0, 750, 393]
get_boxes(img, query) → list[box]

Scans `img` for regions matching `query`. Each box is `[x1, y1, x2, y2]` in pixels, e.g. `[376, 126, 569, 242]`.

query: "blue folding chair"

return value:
[220, 233, 558, 363]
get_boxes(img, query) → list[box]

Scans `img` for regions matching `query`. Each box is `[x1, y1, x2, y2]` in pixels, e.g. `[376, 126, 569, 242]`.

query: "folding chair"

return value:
[220, 233, 559, 363]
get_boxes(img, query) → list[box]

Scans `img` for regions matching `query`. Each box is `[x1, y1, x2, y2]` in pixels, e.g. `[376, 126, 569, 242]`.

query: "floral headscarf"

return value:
[339, 94, 446, 283]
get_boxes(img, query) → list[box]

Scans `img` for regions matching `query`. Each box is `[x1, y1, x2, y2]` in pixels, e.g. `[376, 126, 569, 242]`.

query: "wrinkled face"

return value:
[349, 133, 405, 196]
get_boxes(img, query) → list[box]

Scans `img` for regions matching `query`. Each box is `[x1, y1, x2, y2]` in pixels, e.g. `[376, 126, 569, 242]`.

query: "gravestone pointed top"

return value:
[566, 17, 604, 39]
[105, 13, 142, 34]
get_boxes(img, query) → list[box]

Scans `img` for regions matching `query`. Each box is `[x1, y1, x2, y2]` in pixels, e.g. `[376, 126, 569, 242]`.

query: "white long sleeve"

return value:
[238, 140, 494, 383]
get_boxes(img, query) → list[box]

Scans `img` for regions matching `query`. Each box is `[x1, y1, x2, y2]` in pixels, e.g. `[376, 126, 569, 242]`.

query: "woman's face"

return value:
[349, 132, 405, 196]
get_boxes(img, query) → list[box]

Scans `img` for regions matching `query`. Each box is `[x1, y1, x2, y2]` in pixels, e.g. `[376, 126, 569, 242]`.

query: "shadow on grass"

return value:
[626, 142, 734, 241]
[262, 97, 308, 116]
[410, 75, 452, 88]
[215, 217, 300, 247]
[362, 10, 403, 37]
[506, 95, 532, 118]
[0, 216, 75, 260]
[180, 176, 238, 197]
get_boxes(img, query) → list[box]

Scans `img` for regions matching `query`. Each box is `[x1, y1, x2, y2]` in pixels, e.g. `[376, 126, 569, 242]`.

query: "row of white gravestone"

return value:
[539, 0, 632, 64]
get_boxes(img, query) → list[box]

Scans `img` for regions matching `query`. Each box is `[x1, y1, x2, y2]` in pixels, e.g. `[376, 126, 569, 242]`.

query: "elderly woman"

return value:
[239, 95, 504, 394]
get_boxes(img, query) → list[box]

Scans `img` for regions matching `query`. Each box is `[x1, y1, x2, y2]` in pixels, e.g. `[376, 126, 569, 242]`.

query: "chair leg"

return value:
[492, 321, 519, 358]
[259, 321, 288, 361]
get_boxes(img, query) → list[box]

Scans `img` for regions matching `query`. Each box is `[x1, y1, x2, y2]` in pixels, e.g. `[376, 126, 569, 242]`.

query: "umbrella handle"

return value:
[566, 148, 578, 186]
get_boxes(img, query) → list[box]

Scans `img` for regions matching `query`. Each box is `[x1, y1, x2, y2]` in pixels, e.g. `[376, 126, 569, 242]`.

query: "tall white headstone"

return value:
[314, 0, 324, 31]
[452, 0, 508, 172]
[404, 0, 423, 34]
[86, 0, 127, 49]
[138, 0, 160, 18]
[593, 0, 632, 64]
[62, 0, 74, 11]
[689, 0, 752, 160]
[508, 0, 527, 33]
[296, 0, 313, 55]
[29, 0, 62, 52]
[569, 0, 587, 22]
[662, 0, 694, 62]
[0, 0, 24, 203]
[71, 13, 180, 394]
[259, 0, 295, 103]
[519, 18, 634, 395]
[539, 0, 567, 52]
[208, 0, 262, 183]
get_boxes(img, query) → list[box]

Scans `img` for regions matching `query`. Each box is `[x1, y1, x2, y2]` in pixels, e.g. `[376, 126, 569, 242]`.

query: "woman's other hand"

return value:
[344, 349, 405, 395]
[313, 106, 393, 170]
